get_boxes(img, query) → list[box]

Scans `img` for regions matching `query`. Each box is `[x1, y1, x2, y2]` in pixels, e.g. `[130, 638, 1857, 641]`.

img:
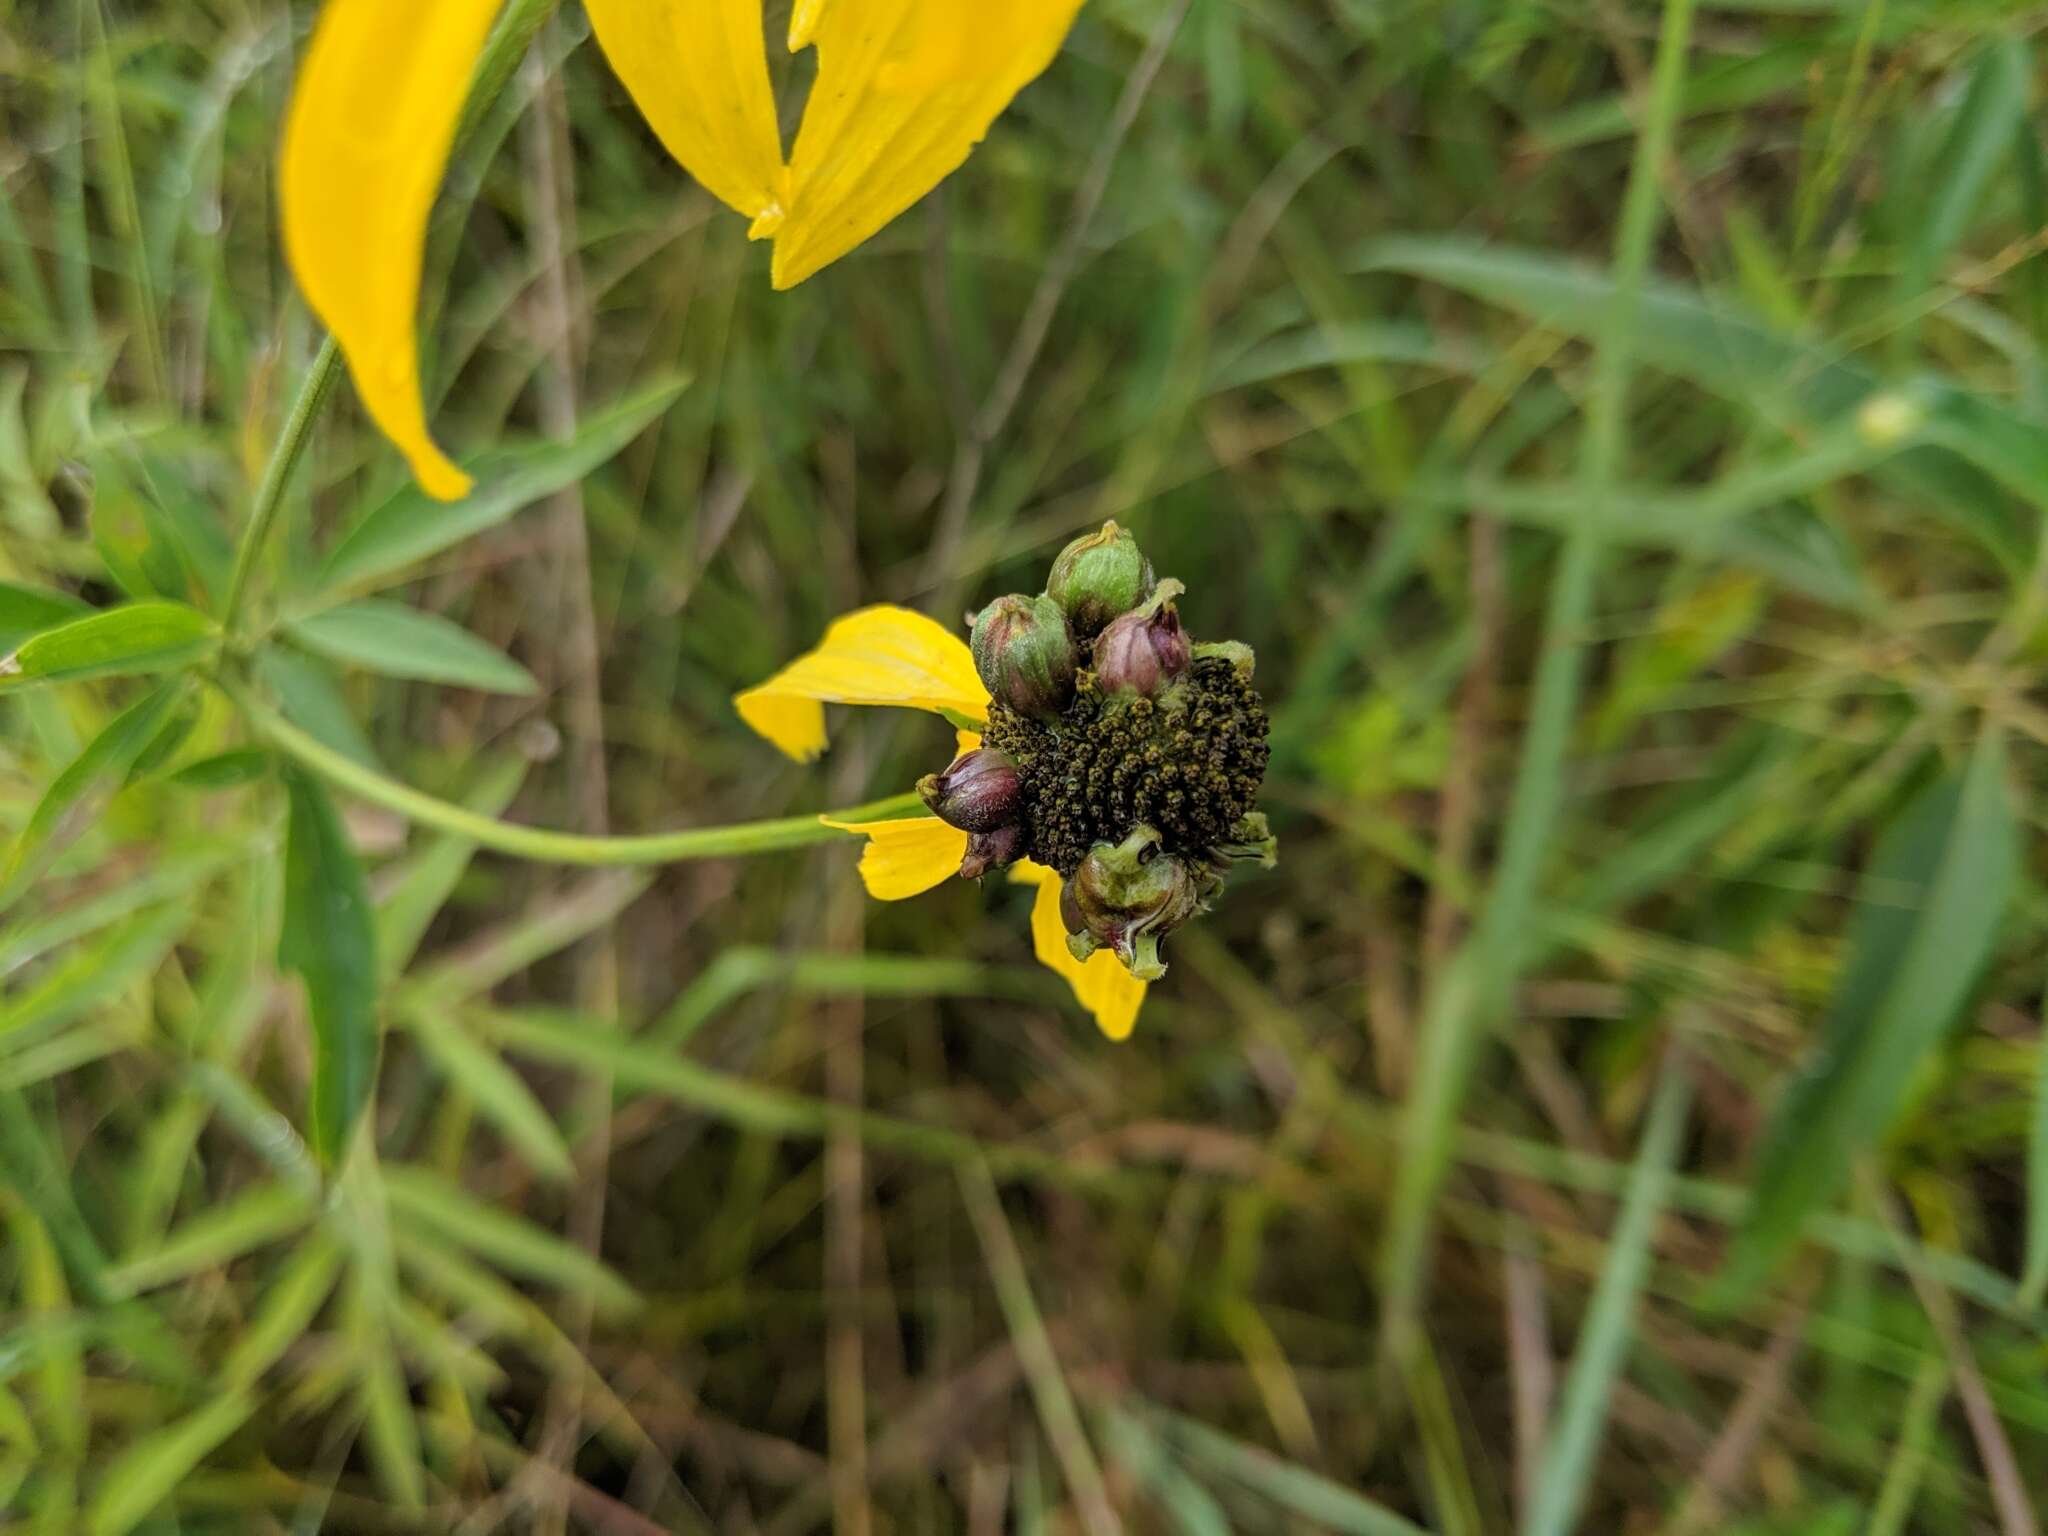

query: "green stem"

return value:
[221, 336, 342, 636]
[1380, 0, 1699, 1351]
[229, 683, 924, 866]
[220, 0, 563, 638]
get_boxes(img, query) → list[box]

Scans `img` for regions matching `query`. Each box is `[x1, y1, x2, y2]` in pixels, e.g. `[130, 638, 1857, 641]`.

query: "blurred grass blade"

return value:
[85, 1390, 254, 1536]
[380, 1164, 638, 1315]
[1136, 1403, 1430, 1536]
[315, 375, 688, 595]
[0, 681, 185, 911]
[409, 1005, 574, 1181]
[279, 767, 379, 1168]
[0, 904, 187, 1044]
[1100, 1408, 1232, 1536]
[2021, 984, 2048, 1309]
[107, 1182, 317, 1297]
[1718, 722, 2019, 1302]
[0, 601, 217, 690]
[219, 1235, 345, 1390]
[1894, 40, 2028, 327]
[1522, 1057, 1693, 1536]
[287, 598, 537, 695]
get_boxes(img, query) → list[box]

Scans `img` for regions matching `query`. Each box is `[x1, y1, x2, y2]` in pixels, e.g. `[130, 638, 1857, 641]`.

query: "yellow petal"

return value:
[586, 0, 788, 223]
[821, 814, 966, 900]
[772, 0, 1089, 288]
[1013, 860, 1145, 1041]
[279, 0, 500, 502]
[735, 605, 990, 762]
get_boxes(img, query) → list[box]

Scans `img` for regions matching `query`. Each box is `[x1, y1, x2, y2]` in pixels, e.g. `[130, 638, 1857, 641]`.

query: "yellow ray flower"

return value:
[280, 0, 1090, 498]
[739, 605, 1146, 1039]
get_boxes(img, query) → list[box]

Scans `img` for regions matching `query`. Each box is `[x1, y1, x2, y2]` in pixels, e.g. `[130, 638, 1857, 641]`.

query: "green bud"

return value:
[1063, 824, 1202, 981]
[1047, 520, 1155, 638]
[970, 593, 1076, 722]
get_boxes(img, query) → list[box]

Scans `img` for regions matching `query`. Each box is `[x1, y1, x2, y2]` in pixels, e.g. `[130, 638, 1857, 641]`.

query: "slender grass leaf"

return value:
[0, 903, 186, 1043]
[381, 1164, 638, 1315]
[279, 767, 379, 1168]
[1359, 238, 2035, 565]
[2022, 994, 2048, 1309]
[287, 599, 536, 695]
[1717, 724, 2019, 1302]
[315, 375, 687, 594]
[218, 1235, 345, 1389]
[107, 1182, 317, 1297]
[0, 602, 216, 690]
[1895, 41, 2029, 318]
[0, 582, 88, 653]
[409, 1006, 573, 1180]
[1523, 1060, 1694, 1536]
[1137, 1403, 1431, 1536]
[85, 1390, 254, 1536]
[0, 681, 185, 910]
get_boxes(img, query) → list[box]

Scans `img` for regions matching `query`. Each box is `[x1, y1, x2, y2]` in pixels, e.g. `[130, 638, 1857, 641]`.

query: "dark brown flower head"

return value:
[934, 529, 1273, 979]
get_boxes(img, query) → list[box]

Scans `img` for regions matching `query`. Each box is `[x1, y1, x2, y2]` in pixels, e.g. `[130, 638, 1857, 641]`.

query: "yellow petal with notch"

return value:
[820, 814, 966, 900]
[1014, 860, 1145, 1041]
[771, 0, 1088, 289]
[280, 0, 502, 502]
[586, 0, 788, 225]
[735, 605, 989, 762]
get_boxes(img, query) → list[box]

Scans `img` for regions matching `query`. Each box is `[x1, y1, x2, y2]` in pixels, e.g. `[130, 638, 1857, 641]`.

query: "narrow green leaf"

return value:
[85, 1391, 254, 1536]
[0, 581, 88, 653]
[1137, 1403, 1431, 1536]
[165, 747, 273, 791]
[288, 599, 536, 695]
[1895, 41, 2029, 318]
[316, 375, 688, 594]
[380, 1164, 638, 1315]
[0, 601, 216, 689]
[2020, 990, 2048, 1309]
[106, 1182, 317, 1297]
[0, 904, 187, 1043]
[1718, 724, 2019, 1301]
[279, 767, 380, 1167]
[218, 1235, 345, 1390]
[0, 681, 185, 910]
[1523, 1060, 1694, 1536]
[409, 1006, 573, 1180]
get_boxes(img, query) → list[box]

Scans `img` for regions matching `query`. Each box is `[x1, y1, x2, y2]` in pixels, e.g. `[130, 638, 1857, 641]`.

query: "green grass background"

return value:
[4, 0, 2048, 1530]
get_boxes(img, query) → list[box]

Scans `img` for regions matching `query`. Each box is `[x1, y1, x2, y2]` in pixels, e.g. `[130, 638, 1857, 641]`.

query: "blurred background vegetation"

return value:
[5, 0, 2048, 1530]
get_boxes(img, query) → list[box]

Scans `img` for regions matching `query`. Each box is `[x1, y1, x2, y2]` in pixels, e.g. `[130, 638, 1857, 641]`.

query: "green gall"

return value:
[970, 593, 1076, 722]
[1047, 520, 1155, 638]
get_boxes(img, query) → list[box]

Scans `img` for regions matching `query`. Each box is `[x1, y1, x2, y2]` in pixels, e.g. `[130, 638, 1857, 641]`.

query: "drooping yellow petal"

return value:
[771, 0, 1089, 289]
[280, 0, 502, 502]
[821, 814, 967, 900]
[735, 606, 989, 762]
[1013, 860, 1145, 1042]
[586, 0, 788, 227]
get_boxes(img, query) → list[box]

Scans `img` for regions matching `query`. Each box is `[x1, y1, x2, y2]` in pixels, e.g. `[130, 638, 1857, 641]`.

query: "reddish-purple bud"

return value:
[959, 824, 1027, 881]
[917, 748, 1022, 833]
[1091, 579, 1190, 698]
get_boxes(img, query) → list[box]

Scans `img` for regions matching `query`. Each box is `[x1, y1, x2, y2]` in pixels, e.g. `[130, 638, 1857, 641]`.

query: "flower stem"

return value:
[228, 683, 921, 866]
[220, 335, 342, 636]
[221, 0, 562, 640]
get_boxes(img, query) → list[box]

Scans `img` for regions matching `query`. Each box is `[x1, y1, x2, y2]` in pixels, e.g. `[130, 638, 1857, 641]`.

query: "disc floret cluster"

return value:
[916, 523, 1275, 981]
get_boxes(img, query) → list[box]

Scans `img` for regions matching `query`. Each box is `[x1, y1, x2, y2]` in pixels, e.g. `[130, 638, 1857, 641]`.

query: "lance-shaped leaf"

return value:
[279, 767, 379, 1168]
[1716, 724, 2019, 1302]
